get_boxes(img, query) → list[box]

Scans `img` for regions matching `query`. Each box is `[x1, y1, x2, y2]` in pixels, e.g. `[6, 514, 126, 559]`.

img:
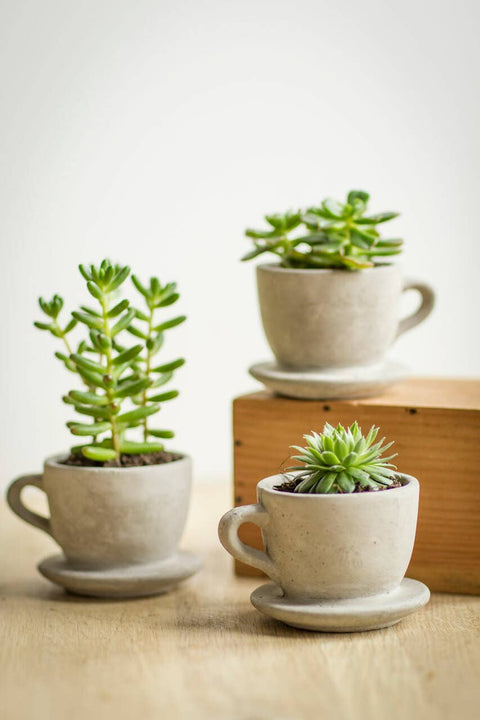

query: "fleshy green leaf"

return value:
[108, 299, 130, 318]
[148, 429, 175, 439]
[112, 345, 143, 366]
[350, 229, 375, 250]
[131, 275, 149, 298]
[152, 358, 185, 373]
[347, 190, 370, 205]
[80, 305, 101, 317]
[317, 473, 336, 493]
[75, 366, 106, 389]
[146, 333, 164, 355]
[376, 238, 404, 248]
[126, 325, 148, 340]
[71, 311, 103, 330]
[78, 264, 91, 281]
[109, 266, 131, 291]
[245, 228, 280, 240]
[114, 377, 151, 398]
[241, 247, 270, 261]
[111, 309, 136, 336]
[151, 371, 173, 388]
[64, 318, 78, 334]
[356, 212, 399, 225]
[153, 316, 186, 333]
[134, 309, 149, 321]
[67, 421, 111, 436]
[82, 446, 118, 461]
[336, 471, 355, 493]
[69, 390, 109, 406]
[148, 389, 179, 402]
[322, 198, 344, 219]
[118, 440, 164, 454]
[73, 405, 111, 419]
[116, 404, 160, 424]
[71, 353, 107, 375]
[87, 282, 103, 300]
[156, 293, 179, 308]
[364, 247, 402, 257]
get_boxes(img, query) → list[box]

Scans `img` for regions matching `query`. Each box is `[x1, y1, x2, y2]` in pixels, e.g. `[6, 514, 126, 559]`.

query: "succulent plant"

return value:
[286, 422, 398, 493]
[243, 190, 403, 270]
[34, 259, 185, 463]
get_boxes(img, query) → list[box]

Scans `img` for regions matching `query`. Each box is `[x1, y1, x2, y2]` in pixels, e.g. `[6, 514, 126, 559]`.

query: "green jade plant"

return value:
[243, 190, 403, 270]
[286, 421, 398, 494]
[34, 260, 186, 463]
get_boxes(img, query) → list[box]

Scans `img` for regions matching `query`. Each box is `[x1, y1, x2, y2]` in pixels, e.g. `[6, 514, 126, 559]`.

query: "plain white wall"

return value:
[1, 0, 479, 489]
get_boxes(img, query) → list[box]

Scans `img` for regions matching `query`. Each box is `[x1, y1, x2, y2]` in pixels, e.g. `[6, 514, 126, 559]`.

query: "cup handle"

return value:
[218, 504, 280, 583]
[397, 278, 435, 337]
[6, 474, 52, 536]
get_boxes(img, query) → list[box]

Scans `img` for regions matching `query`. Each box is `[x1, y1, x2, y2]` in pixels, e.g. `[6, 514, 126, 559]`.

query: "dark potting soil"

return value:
[274, 475, 403, 494]
[62, 451, 183, 468]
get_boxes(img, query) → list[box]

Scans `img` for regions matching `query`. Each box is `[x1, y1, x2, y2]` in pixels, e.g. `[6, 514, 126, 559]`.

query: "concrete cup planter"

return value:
[256, 263, 435, 370]
[7, 454, 201, 597]
[218, 473, 430, 631]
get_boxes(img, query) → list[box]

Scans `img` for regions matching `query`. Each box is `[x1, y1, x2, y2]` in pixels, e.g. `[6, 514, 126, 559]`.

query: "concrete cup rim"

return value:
[44, 452, 191, 474]
[256, 262, 399, 276]
[258, 472, 418, 499]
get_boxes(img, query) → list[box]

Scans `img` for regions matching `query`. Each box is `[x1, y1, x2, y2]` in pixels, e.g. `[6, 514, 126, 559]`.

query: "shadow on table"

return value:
[0, 577, 170, 606]
[175, 608, 319, 639]
[1, 576, 413, 642]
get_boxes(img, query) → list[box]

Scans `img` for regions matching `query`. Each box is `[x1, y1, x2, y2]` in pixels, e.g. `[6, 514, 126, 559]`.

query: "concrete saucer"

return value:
[38, 550, 202, 598]
[249, 359, 408, 400]
[250, 578, 430, 632]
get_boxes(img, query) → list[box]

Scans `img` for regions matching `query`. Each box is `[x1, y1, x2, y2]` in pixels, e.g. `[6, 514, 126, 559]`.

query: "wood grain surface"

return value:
[1, 482, 480, 720]
[233, 379, 480, 593]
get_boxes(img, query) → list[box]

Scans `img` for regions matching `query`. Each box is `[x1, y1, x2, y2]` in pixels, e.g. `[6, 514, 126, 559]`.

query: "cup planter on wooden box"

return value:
[219, 422, 430, 632]
[7, 260, 201, 598]
[232, 380, 480, 595]
[243, 191, 435, 399]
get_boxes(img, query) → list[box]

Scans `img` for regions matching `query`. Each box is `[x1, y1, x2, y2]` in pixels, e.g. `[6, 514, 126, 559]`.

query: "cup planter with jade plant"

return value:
[219, 422, 430, 632]
[6, 259, 201, 598]
[244, 190, 435, 399]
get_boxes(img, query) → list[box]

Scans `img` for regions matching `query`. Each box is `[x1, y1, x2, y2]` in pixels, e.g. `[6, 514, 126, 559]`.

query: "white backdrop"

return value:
[1, 0, 479, 488]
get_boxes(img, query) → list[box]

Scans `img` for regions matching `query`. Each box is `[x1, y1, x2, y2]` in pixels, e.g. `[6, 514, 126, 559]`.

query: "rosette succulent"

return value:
[34, 259, 185, 463]
[287, 422, 398, 494]
[243, 190, 403, 270]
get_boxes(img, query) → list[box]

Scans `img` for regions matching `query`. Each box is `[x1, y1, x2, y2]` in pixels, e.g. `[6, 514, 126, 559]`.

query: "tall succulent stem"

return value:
[99, 295, 120, 457]
[35, 260, 185, 463]
[141, 305, 155, 442]
[128, 274, 186, 444]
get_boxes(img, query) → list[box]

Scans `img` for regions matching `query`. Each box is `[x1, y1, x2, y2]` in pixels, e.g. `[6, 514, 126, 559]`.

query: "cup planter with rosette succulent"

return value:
[218, 422, 430, 631]
[243, 190, 435, 373]
[6, 260, 195, 589]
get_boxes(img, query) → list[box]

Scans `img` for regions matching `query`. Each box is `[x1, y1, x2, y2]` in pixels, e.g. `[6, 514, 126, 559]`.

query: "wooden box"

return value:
[233, 379, 480, 594]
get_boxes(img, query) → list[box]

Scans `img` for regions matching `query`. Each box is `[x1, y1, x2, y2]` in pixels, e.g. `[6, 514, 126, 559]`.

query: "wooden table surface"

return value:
[1, 482, 479, 720]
